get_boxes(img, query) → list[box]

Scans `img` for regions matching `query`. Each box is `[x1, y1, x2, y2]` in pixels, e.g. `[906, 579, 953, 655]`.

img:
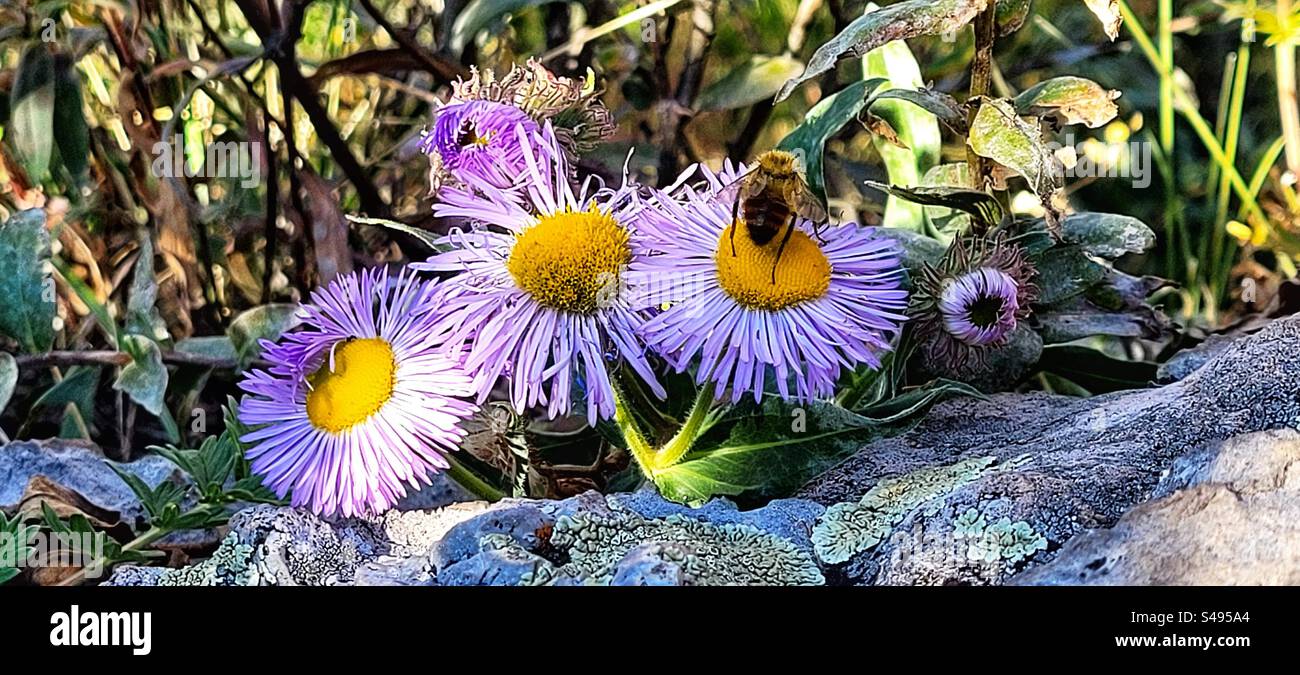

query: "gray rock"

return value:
[1013, 430, 1300, 585]
[0, 440, 177, 524]
[797, 315, 1300, 585]
[433, 489, 826, 586]
[1155, 333, 1235, 382]
[105, 501, 491, 586]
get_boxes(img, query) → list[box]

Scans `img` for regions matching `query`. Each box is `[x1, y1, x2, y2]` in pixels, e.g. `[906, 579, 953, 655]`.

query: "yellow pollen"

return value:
[305, 338, 397, 434]
[507, 207, 630, 313]
[715, 220, 831, 310]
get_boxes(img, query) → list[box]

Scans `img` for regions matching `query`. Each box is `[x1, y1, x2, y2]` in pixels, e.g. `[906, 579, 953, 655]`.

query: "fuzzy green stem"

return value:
[649, 384, 716, 472]
[446, 453, 506, 502]
[612, 386, 660, 478]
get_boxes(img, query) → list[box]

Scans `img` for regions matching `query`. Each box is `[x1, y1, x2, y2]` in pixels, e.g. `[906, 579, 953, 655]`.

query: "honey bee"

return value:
[718, 150, 829, 283]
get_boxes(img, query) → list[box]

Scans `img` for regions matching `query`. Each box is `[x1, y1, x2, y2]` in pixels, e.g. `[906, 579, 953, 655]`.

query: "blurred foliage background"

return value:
[0, 0, 1297, 460]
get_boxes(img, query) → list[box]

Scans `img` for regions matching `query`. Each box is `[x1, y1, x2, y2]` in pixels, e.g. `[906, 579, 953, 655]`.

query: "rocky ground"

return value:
[4, 316, 1298, 586]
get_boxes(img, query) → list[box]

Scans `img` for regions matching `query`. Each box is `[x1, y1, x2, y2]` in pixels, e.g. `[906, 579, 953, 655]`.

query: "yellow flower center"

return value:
[507, 206, 630, 313]
[305, 338, 397, 434]
[715, 220, 831, 310]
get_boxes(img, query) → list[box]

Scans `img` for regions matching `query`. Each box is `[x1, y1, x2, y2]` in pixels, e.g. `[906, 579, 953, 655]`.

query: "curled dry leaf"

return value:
[1083, 0, 1123, 41]
[775, 0, 988, 102]
[1014, 76, 1120, 129]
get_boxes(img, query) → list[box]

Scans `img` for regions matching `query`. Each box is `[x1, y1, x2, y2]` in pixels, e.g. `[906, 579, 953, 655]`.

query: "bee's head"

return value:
[757, 149, 800, 176]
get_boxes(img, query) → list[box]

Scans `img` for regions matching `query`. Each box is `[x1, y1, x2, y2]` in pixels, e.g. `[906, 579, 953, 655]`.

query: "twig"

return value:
[355, 0, 468, 82]
[965, 2, 997, 189]
[12, 350, 263, 371]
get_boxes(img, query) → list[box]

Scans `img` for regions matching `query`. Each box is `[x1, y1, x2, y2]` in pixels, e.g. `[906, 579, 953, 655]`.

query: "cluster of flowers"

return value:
[237, 61, 1034, 517]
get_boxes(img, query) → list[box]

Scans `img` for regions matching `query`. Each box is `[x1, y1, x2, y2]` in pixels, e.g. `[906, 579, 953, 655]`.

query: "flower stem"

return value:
[613, 381, 716, 479]
[446, 453, 506, 502]
[612, 385, 660, 477]
[649, 384, 715, 471]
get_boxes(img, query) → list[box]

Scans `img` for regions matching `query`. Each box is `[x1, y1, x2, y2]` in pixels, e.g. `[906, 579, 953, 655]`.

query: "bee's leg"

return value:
[771, 221, 796, 284]
[730, 198, 740, 256]
[813, 220, 827, 245]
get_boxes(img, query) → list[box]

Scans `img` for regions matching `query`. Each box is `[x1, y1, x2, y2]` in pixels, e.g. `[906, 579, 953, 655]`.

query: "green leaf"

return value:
[450, 0, 562, 54]
[0, 353, 17, 417]
[227, 304, 301, 365]
[1056, 212, 1156, 259]
[9, 43, 55, 181]
[52, 54, 90, 180]
[113, 335, 169, 417]
[652, 399, 882, 505]
[0, 209, 56, 352]
[1033, 246, 1107, 305]
[865, 181, 1004, 230]
[996, 0, 1031, 36]
[862, 21, 942, 233]
[125, 232, 166, 341]
[968, 98, 1060, 198]
[1014, 76, 1120, 129]
[777, 78, 886, 203]
[696, 55, 805, 112]
[174, 336, 238, 362]
[867, 87, 967, 134]
[775, 0, 985, 102]
[1038, 345, 1156, 393]
[857, 378, 981, 423]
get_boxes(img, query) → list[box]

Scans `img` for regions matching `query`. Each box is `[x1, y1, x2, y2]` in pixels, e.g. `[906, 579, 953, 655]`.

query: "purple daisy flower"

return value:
[419, 100, 541, 191]
[914, 234, 1038, 370]
[413, 123, 664, 424]
[237, 268, 477, 518]
[631, 162, 910, 404]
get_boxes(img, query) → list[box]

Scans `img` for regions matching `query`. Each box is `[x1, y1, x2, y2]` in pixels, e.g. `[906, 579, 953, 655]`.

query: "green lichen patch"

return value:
[812, 456, 996, 564]
[152, 534, 258, 586]
[954, 508, 1047, 565]
[538, 512, 825, 586]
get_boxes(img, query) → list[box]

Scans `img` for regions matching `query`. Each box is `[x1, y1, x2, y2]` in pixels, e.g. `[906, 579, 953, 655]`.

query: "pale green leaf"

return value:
[0, 209, 55, 353]
[10, 44, 55, 181]
[227, 304, 302, 364]
[0, 353, 17, 416]
[113, 335, 168, 417]
[775, 0, 985, 102]
[696, 55, 804, 112]
[862, 20, 942, 233]
[1014, 76, 1120, 129]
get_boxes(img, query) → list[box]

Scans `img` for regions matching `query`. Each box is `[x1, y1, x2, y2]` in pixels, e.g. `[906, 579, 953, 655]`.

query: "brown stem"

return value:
[965, 2, 997, 190]
[658, 0, 717, 178]
[12, 350, 264, 371]
[356, 0, 468, 82]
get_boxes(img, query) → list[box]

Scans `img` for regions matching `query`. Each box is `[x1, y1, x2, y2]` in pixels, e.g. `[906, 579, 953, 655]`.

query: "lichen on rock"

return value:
[543, 512, 824, 586]
[812, 457, 996, 564]
[954, 509, 1047, 565]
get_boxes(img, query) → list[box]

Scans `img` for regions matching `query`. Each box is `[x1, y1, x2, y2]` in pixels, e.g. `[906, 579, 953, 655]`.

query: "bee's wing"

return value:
[715, 166, 765, 206]
[792, 180, 828, 223]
